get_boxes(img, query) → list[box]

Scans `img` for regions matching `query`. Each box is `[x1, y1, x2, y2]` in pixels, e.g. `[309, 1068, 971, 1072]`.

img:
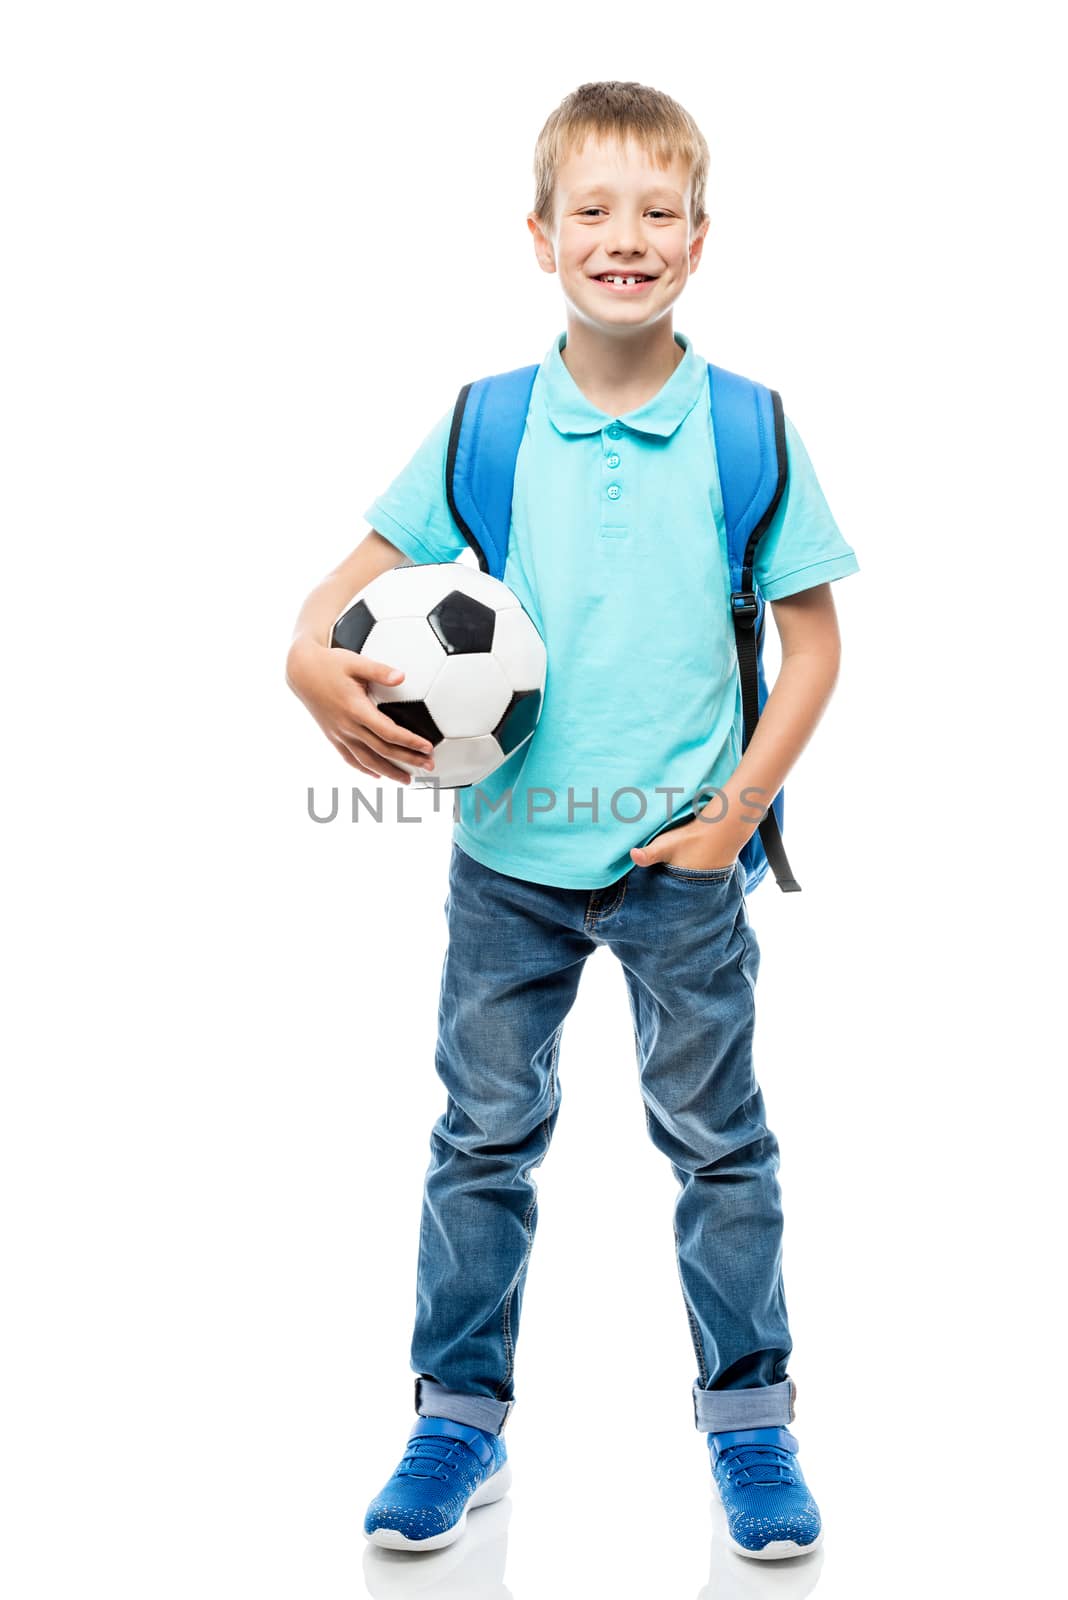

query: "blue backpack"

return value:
[443, 360, 800, 895]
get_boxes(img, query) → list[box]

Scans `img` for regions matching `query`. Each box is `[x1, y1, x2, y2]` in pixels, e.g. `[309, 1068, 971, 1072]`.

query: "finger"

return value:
[337, 737, 392, 780]
[332, 731, 388, 778]
[337, 651, 406, 689]
[343, 691, 435, 758]
[364, 704, 436, 757]
[329, 736, 376, 776]
[349, 739, 420, 785]
[342, 720, 435, 771]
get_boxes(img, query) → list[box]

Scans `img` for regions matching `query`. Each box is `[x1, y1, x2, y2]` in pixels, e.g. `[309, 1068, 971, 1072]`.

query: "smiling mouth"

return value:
[590, 274, 658, 293]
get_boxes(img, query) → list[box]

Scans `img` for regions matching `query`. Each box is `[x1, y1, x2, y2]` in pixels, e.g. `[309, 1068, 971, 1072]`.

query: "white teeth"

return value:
[599, 275, 647, 285]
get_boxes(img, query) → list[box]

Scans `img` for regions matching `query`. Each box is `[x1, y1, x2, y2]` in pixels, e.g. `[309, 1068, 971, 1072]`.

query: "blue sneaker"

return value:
[708, 1426, 822, 1559]
[363, 1415, 511, 1551]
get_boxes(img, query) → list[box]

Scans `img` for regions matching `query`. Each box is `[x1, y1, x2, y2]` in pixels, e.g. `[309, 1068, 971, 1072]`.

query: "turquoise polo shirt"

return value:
[363, 329, 859, 889]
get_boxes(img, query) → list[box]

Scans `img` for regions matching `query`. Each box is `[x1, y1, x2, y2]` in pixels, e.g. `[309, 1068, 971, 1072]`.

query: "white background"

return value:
[2, 3, 1064, 1596]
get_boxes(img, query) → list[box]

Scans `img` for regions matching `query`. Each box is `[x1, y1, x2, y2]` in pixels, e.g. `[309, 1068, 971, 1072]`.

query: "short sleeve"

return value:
[362, 406, 469, 566]
[752, 415, 860, 601]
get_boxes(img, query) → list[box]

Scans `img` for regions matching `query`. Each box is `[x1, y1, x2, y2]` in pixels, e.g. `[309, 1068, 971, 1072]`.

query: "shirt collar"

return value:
[539, 329, 706, 438]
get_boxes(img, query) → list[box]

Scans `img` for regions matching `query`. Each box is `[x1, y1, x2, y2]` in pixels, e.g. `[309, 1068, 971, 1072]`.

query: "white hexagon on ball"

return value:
[491, 605, 547, 692]
[363, 618, 445, 704]
[425, 654, 512, 739]
[405, 736, 505, 790]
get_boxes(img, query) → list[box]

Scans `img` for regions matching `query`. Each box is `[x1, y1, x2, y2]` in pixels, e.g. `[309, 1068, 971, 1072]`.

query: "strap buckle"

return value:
[730, 589, 759, 625]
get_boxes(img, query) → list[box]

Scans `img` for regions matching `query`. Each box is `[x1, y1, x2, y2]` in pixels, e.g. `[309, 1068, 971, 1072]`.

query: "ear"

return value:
[527, 212, 556, 275]
[689, 217, 710, 273]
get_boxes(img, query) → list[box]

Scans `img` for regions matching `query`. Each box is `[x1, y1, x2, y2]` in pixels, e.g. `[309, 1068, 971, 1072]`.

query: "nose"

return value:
[608, 240, 645, 263]
[605, 215, 647, 262]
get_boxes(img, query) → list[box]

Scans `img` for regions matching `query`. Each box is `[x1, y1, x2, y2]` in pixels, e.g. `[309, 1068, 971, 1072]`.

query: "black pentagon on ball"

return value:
[331, 598, 375, 654]
[427, 590, 497, 655]
[493, 688, 542, 755]
[379, 700, 442, 745]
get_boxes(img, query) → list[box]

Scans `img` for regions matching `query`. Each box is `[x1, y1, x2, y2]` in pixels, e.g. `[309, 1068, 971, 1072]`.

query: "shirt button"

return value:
[606, 424, 623, 439]
[606, 483, 622, 500]
[606, 452, 621, 468]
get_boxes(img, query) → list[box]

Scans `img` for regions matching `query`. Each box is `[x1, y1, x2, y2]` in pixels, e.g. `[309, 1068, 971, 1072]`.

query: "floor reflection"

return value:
[360, 1484, 824, 1598]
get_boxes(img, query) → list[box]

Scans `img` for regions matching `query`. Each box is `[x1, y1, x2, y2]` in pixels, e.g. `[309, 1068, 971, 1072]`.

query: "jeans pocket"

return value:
[659, 860, 738, 882]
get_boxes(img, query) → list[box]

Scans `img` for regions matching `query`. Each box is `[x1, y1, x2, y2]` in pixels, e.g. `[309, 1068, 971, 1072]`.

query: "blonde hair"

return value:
[532, 81, 710, 237]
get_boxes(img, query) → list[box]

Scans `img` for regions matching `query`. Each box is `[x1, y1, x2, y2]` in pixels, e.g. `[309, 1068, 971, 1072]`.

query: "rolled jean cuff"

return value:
[414, 1375, 515, 1436]
[692, 1376, 796, 1432]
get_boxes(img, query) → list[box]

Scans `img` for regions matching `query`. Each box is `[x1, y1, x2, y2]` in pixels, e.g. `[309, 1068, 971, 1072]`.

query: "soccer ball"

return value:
[330, 562, 546, 789]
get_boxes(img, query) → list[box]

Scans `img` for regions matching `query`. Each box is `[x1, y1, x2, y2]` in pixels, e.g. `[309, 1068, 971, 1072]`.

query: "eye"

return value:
[577, 207, 673, 220]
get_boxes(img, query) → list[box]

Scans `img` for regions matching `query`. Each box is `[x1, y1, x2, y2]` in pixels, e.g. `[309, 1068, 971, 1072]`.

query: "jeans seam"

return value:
[640, 1085, 710, 1388]
[633, 1003, 710, 1387]
[671, 1187, 710, 1388]
[661, 863, 735, 881]
[498, 1019, 561, 1398]
[728, 876, 757, 1000]
[584, 873, 628, 936]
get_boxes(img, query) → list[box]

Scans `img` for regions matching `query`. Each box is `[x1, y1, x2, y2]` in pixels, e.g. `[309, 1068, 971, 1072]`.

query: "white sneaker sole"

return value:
[365, 1459, 512, 1552]
[728, 1527, 823, 1561]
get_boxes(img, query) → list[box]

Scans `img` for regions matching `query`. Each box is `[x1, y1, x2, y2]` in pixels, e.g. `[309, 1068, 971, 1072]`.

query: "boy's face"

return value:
[528, 133, 709, 333]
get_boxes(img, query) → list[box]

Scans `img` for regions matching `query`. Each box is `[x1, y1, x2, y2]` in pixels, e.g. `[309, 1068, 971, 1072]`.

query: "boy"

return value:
[286, 81, 858, 1560]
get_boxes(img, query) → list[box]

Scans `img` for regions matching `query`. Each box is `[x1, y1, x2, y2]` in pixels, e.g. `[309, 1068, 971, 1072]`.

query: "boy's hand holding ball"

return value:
[286, 637, 436, 784]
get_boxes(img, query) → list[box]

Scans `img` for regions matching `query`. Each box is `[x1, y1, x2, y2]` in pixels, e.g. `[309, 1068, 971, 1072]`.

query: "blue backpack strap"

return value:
[445, 364, 539, 579]
[707, 363, 800, 893]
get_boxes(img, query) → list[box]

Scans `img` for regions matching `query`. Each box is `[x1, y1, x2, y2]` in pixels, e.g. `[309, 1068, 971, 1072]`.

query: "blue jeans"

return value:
[410, 840, 797, 1437]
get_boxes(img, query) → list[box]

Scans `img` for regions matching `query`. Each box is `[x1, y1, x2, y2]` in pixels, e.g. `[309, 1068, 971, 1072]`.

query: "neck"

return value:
[559, 316, 685, 416]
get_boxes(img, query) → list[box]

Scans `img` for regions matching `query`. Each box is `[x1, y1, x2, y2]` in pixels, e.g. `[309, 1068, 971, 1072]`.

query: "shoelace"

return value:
[717, 1441, 798, 1489]
[395, 1434, 472, 1482]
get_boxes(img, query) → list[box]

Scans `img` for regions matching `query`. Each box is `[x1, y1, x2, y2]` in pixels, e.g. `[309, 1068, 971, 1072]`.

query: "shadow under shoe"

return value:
[364, 1415, 512, 1552]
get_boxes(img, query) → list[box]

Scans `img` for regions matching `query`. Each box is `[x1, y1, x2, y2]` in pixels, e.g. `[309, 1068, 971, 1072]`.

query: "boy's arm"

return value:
[714, 582, 843, 846]
[287, 529, 407, 661]
[630, 582, 842, 870]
